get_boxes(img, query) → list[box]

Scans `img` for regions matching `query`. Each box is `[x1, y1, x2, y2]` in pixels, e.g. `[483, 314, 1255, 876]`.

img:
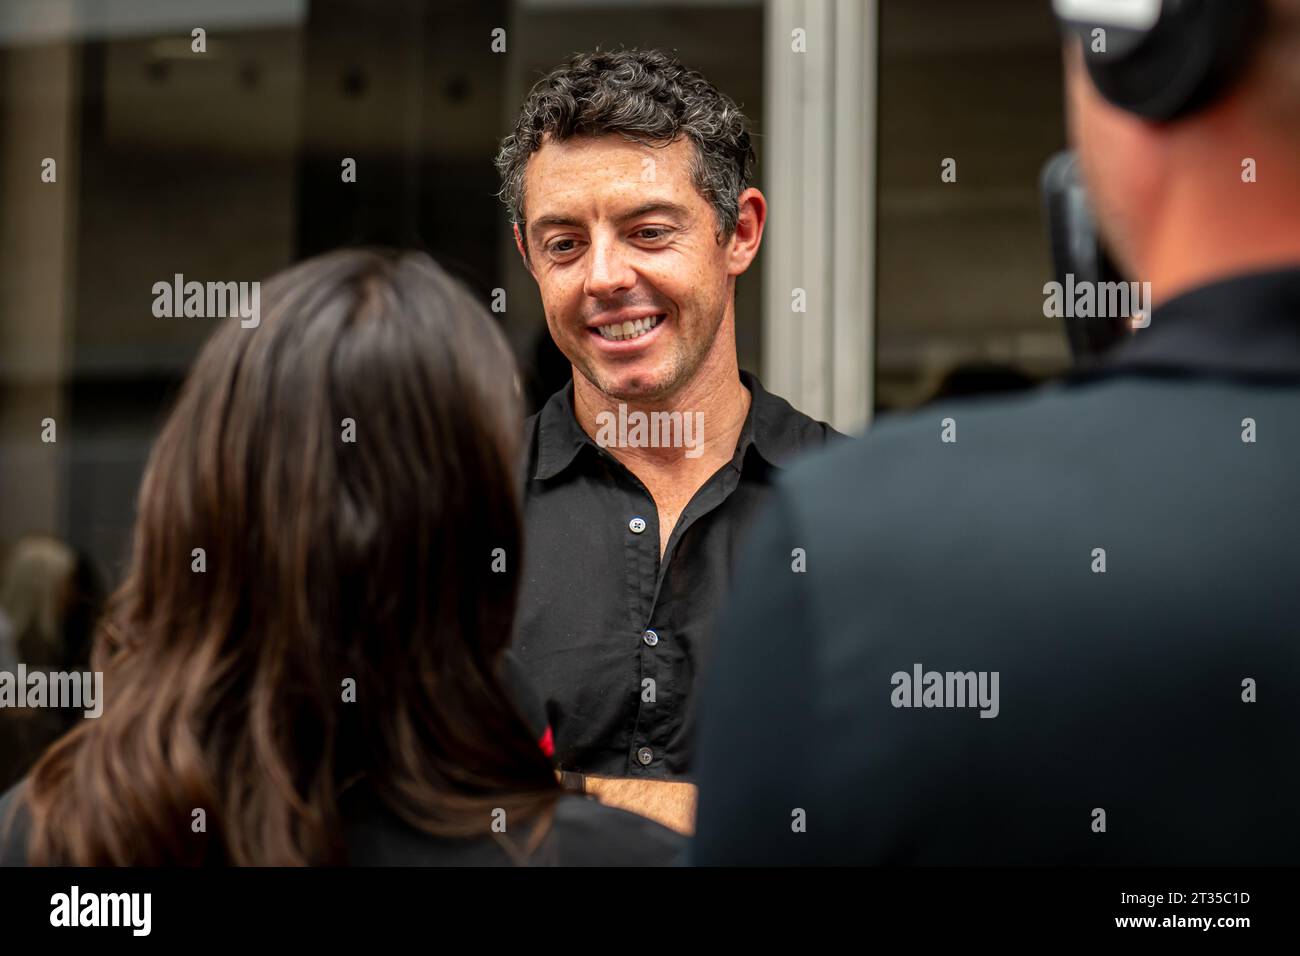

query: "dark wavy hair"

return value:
[495, 48, 756, 239]
[18, 249, 559, 865]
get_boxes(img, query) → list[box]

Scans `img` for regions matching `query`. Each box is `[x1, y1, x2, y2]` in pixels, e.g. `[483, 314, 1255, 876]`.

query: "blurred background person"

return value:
[693, 0, 1300, 864]
[0, 535, 101, 671]
[0, 248, 682, 866]
[0, 535, 104, 790]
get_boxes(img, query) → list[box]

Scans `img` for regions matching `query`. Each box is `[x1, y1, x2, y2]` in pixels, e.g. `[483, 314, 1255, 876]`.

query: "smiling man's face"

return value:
[518, 134, 742, 403]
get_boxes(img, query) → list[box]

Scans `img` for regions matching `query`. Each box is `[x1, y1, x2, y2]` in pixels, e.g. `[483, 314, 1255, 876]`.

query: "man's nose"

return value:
[583, 236, 636, 299]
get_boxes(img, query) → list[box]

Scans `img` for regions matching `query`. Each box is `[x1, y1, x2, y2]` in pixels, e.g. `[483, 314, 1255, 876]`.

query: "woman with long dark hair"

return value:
[0, 249, 680, 866]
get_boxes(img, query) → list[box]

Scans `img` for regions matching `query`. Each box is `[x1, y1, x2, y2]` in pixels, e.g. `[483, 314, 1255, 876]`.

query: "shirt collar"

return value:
[531, 369, 820, 481]
[733, 369, 825, 469]
[1083, 266, 1300, 381]
[532, 380, 588, 481]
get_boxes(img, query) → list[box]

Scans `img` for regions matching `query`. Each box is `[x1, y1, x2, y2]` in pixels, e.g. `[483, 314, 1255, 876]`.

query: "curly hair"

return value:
[495, 48, 756, 241]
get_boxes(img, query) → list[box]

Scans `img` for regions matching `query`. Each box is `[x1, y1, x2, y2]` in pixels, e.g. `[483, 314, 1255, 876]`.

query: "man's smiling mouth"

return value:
[596, 313, 665, 342]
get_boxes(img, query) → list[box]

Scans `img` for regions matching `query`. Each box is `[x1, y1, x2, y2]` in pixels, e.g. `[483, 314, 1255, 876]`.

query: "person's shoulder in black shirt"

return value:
[344, 789, 683, 866]
[0, 782, 683, 867]
[693, 270, 1300, 865]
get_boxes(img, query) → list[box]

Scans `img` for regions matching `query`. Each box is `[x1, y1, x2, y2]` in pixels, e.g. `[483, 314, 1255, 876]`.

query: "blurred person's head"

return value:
[0, 535, 101, 671]
[1064, 0, 1300, 303]
[495, 49, 765, 405]
[19, 249, 558, 865]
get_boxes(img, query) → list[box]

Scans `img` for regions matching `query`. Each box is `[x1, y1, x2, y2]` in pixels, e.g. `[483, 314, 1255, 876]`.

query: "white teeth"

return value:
[598, 314, 663, 341]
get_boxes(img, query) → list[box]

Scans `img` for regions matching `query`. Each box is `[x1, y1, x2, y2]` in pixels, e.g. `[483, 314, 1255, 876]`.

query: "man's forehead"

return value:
[523, 133, 696, 215]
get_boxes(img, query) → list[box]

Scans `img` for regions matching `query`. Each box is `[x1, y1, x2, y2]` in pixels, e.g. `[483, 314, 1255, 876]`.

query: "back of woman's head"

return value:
[23, 249, 556, 865]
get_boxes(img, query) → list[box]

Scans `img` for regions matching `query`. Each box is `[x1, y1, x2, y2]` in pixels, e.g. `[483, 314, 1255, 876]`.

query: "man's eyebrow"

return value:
[616, 201, 690, 223]
[528, 214, 583, 237]
[529, 202, 691, 234]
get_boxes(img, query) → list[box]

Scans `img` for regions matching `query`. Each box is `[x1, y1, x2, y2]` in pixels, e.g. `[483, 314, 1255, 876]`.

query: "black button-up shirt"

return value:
[514, 370, 841, 779]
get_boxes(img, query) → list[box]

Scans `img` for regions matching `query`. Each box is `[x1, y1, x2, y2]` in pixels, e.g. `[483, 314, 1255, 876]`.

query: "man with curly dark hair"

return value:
[496, 49, 840, 833]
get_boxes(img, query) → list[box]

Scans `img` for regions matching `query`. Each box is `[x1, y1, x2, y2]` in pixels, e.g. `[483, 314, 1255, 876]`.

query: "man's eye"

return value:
[549, 239, 577, 254]
[636, 228, 668, 240]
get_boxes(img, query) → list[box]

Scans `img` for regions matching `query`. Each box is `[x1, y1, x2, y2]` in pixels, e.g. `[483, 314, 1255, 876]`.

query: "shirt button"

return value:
[636, 746, 654, 766]
[629, 516, 647, 534]
[643, 629, 659, 647]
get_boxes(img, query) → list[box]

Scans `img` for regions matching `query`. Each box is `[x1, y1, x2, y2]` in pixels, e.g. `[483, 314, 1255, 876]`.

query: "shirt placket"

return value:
[619, 472, 662, 774]
[625, 456, 747, 775]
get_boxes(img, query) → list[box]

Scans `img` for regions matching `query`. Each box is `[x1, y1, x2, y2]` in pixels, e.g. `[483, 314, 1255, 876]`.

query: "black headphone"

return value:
[1053, 0, 1267, 121]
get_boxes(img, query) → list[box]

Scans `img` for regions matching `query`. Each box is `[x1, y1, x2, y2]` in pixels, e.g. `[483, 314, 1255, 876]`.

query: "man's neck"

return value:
[1143, 141, 1300, 306]
[572, 344, 750, 473]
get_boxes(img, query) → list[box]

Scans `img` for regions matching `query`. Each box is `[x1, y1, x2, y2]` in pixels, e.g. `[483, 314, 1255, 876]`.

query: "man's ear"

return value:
[726, 187, 767, 277]
[513, 223, 535, 277]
